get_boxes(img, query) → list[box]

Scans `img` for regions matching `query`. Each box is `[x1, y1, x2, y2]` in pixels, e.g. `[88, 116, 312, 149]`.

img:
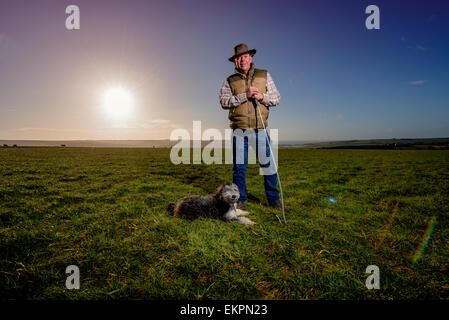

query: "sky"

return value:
[0, 0, 448, 141]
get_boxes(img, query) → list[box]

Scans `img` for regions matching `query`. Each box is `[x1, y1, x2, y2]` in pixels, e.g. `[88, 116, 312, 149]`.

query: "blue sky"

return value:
[0, 0, 448, 140]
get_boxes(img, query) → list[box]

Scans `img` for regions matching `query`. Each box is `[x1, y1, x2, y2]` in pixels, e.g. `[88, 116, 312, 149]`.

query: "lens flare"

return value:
[374, 199, 399, 251]
[412, 215, 437, 268]
[326, 197, 337, 204]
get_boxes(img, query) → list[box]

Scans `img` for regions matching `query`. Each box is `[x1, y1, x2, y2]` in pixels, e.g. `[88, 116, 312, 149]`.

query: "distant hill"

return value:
[304, 137, 449, 150]
[0, 139, 314, 148]
[0, 140, 177, 148]
[1, 138, 448, 149]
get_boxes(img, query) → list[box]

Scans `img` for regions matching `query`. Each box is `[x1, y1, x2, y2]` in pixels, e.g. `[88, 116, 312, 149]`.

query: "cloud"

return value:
[139, 119, 171, 128]
[409, 80, 427, 85]
[16, 127, 67, 132]
[102, 119, 177, 130]
[407, 45, 428, 51]
[415, 45, 428, 51]
[401, 37, 429, 51]
[148, 119, 170, 124]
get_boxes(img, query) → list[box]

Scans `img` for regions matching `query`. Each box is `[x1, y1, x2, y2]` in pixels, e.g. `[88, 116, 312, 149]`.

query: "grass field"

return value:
[1, 147, 448, 299]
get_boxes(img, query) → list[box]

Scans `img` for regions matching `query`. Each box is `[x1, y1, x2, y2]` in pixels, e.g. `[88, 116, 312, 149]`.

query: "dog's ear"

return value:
[215, 182, 226, 199]
[216, 183, 224, 193]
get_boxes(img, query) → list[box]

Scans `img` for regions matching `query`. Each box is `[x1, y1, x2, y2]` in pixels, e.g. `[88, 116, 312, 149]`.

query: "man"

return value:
[219, 43, 282, 209]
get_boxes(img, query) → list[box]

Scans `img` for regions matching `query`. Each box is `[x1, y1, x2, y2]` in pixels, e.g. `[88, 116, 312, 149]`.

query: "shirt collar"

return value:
[235, 63, 255, 79]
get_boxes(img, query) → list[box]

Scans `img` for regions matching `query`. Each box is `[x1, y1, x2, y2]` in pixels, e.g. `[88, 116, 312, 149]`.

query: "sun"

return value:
[101, 87, 134, 120]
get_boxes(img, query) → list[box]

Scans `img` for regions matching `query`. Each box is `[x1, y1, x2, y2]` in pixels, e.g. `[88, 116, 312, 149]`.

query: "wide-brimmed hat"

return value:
[228, 43, 256, 62]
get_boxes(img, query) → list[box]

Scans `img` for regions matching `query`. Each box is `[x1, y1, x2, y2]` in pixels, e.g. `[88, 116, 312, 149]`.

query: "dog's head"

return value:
[215, 182, 240, 204]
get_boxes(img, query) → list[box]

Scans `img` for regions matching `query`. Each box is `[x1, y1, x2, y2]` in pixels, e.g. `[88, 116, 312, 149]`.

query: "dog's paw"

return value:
[236, 209, 249, 217]
[234, 216, 256, 225]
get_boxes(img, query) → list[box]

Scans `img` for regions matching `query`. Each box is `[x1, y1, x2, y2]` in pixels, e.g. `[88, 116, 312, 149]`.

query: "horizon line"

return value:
[1, 137, 449, 142]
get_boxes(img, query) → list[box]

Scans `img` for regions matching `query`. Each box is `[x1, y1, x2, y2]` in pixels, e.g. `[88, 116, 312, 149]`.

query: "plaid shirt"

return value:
[219, 72, 281, 109]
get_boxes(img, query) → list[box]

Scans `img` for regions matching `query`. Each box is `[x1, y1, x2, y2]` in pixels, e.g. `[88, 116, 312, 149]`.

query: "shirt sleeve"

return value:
[261, 72, 281, 107]
[219, 79, 248, 109]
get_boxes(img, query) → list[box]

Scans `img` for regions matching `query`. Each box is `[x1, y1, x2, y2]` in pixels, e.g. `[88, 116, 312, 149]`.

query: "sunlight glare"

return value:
[101, 87, 134, 120]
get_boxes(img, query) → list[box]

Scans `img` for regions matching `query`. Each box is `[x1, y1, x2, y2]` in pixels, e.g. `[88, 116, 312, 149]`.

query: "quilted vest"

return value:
[227, 63, 269, 129]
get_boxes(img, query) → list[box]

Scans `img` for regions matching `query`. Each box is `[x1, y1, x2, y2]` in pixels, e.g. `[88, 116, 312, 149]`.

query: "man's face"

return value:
[234, 53, 252, 74]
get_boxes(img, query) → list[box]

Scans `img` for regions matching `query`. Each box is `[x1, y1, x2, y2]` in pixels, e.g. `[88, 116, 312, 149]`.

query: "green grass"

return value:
[1, 147, 448, 299]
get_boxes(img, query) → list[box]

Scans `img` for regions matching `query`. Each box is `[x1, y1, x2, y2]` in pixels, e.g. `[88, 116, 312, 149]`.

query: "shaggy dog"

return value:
[167, 182, 255, 225]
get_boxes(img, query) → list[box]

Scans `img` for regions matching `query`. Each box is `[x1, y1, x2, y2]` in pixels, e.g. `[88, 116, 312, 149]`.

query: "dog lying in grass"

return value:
[166, 182, 256, 225]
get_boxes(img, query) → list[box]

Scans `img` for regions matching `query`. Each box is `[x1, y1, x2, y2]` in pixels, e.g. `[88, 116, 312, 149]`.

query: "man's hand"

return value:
[246, 86, 259, 99]
[246, 86, 264, 101]
[253, 92, 264, 101]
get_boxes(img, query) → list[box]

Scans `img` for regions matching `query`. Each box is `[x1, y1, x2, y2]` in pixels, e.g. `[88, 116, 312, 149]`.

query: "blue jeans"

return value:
[232, 129, 280, 205]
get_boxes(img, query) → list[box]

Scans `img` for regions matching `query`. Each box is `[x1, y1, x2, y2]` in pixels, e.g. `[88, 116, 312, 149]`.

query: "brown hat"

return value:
[228, 43, 256, 62]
